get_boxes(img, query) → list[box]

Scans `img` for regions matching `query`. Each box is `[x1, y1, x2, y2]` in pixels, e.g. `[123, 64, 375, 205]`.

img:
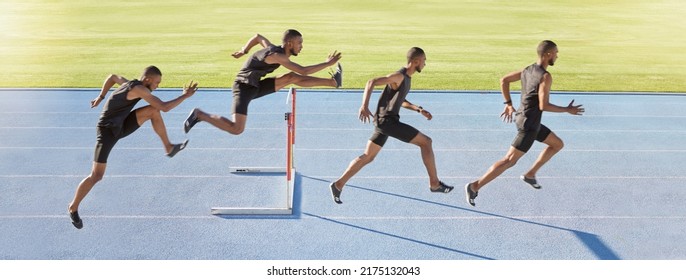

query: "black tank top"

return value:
[235, 45, 285, 87]
[375, 68, 411, 120]
[516, 63, 548, 131]
[98, 80, 143, 134]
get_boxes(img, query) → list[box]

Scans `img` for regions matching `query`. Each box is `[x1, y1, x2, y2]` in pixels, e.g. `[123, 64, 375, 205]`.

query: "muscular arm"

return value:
[538, 73, 584, 115]
[498, 70, 521, 122]
[401, 100, 422, 112]
[500, 70, 521, 105]
[362, 72, 403, 108]
[357, 72, 404, 123]
[265, 50, 341, 75]
[232, 34, 273, 58]
[91, 74, 129, 108]
[403, 99, 432, 120]
[128, 82, 198, 113]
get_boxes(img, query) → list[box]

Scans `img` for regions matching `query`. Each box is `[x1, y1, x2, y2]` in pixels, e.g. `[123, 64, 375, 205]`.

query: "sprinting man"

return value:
[68, 66, 198, 229]
[328, 47, 454, 204]
[464, 40, 584, 207]
[183, 29, 342, 135]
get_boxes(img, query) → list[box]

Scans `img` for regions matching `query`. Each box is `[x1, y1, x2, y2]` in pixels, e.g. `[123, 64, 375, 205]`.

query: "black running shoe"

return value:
[331, 63, 342, 88]
[184, 109, 200, 133]
[520, 175, 542, 189]
[69, 209, 83, 229]
[430, 181, 454, 193]
[329, 182, 343, 204]
[167, 139, 189, 158]
[465, 183, 478, 207]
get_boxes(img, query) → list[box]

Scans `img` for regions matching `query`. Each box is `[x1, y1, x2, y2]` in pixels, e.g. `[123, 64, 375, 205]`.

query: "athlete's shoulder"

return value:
[386, 70, 405, 81]
[265, 45, 285, 55]
[128, 79, 145, 90]
[128, 79, 142, 85]
[127, 80, 151, 97]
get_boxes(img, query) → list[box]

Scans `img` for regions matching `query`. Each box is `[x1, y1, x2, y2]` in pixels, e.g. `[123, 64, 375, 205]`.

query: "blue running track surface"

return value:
[1, 88, 685, 260]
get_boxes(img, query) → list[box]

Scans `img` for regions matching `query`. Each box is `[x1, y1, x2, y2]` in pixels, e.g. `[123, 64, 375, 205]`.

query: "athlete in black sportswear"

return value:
[68, 66, 198, 229]
[464, 40, 584, 207]
[183, 29, 342, 136]
[328, 47, 454, 204]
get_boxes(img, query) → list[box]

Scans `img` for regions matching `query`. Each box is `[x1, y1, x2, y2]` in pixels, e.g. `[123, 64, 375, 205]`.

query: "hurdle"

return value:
[211, 88, 297, 215]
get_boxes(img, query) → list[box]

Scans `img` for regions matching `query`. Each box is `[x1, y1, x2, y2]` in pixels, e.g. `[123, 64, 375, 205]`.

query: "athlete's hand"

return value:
[232, 50, 246, 59]
[326, 50, 342, 65]
[90, 96, 104, 108]
[183, 80, 199, 98]
[501, 105, 516, 123]
[567, 99, 584, 115]
[420, 109, 433, 120]
[359, 106, 374, 123]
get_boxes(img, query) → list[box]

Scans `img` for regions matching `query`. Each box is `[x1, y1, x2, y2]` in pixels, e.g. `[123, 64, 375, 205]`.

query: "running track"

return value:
[1, 88, 685, 260]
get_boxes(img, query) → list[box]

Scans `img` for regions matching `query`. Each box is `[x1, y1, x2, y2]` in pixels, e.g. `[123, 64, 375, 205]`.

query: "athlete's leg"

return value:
[186, 81, 257, 135]
[470, 128, 541, 192]
[133, 106, 177, 153]
[408, 132, 444, 189]
[274, 72, 336, 90]
[192, 109, 246, 135]
[332, 140, 383, 191]
[471, 146, 527, 192]
[69, 162, 107, 214]
[523, 131, 564, 178]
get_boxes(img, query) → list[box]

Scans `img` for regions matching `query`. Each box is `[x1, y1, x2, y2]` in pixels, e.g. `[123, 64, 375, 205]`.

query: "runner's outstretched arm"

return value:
[269, 50, 341, 75]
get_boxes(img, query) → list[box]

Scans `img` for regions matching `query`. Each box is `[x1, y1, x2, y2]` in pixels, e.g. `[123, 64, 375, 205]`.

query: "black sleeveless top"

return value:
[98, 80, 143, 134]
[375, 68, 412, 120]
[516, 63, 548, 131]
[235, 45, 285, 87]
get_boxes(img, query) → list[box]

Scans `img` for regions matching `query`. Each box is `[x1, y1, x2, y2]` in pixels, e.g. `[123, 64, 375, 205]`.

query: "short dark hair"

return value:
[537, 40, 557, 57]
[407, 47, 425, 63]
[141, 65, 162, 78]
[282, 29, 302, 44]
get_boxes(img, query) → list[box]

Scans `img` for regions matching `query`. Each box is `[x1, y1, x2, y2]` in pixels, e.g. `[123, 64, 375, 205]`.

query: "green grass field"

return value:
[1, 0, 685, 91]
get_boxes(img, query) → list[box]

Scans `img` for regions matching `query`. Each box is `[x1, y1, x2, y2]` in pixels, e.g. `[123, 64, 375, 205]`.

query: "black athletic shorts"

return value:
[369, 117, 420, 147]
[511, 124, 552, 153]
[232, 78, 277, 115]
[94, 111, 140, 163]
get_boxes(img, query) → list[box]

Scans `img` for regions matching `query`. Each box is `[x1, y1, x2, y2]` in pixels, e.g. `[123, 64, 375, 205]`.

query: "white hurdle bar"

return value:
[211, 88, 297, 215]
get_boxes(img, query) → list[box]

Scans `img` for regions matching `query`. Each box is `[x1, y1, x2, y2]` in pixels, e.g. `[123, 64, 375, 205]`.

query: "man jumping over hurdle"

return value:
[183, 29, 342, 135]
[328, 47, 454, 204]
[464, 40, 584, 207]
[68, 66, 198, 229]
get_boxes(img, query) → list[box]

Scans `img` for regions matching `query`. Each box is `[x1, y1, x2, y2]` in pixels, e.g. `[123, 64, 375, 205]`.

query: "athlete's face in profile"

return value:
[287, 36, 304, 56]
[413, 54, 427, 73]
[143, 75, 162, 91]
[546, 47, 559, 66]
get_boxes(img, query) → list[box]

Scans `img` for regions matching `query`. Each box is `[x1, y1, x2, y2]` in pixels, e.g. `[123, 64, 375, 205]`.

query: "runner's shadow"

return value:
[302, 212, 494, 260]
[303, 175, 620, 260]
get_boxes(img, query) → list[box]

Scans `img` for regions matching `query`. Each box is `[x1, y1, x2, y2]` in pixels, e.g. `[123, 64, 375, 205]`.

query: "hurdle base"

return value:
[229, 167, 286, 173]
[211, 207, 292, 215]
[212, 167, 295, 216]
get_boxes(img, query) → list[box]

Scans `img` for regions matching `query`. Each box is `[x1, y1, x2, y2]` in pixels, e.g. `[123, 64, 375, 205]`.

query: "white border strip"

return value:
[0, 214, 684, 220]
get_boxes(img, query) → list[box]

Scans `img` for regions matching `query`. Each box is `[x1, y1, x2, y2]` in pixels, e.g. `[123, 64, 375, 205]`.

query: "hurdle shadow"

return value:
[214, 172, 302, 220]
[302, 175, 620, 260]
